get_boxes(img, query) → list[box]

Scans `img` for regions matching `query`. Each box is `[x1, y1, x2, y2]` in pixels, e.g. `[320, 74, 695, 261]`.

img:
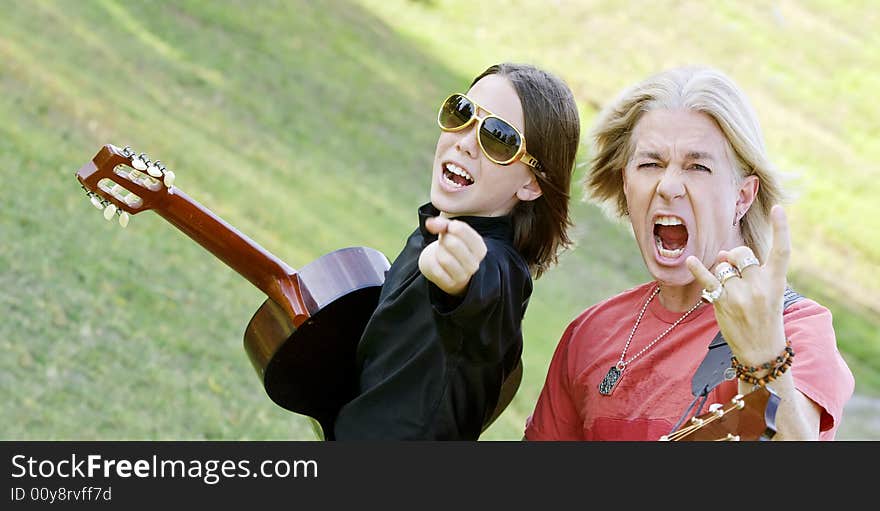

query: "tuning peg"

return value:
[103, 203, 117, 221]
[163, 170, 175, 188]
[130, 153, 147, 171]
[118, 211, 130, 228]
[89, 194, 104, 210]
[121, 145, 134, 157]
[147, 159, 163, 178]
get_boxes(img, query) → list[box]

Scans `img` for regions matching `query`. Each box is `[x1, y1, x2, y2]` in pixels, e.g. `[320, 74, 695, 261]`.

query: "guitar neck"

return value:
[156, 188, 312, 326]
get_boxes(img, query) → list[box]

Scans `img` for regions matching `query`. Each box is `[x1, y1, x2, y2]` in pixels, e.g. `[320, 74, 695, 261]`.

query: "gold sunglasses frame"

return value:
[437, 93, 544, 172]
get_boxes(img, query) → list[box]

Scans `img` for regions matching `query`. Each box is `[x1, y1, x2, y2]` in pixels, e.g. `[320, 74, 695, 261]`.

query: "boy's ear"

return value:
[516, 177, 542, 202]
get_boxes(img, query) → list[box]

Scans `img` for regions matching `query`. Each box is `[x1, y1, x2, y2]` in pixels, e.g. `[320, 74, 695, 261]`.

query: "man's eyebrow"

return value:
[635, 151, 663, 159]
[686, 151, 715, 161]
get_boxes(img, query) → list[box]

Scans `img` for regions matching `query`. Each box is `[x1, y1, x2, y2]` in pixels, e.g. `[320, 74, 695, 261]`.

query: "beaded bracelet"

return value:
[730, 339, 795, 386]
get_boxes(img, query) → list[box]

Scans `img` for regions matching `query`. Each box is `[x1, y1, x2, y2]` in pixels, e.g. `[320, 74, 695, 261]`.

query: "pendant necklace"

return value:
[598, 285, 704, 396]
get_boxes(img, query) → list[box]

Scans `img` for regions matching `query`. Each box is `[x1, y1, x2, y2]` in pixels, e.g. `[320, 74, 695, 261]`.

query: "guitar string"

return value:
[666, 396, 746, 441]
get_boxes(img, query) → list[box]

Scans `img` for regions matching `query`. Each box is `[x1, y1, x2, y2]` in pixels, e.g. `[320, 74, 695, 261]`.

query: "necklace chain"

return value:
[616, 286, 704, 370]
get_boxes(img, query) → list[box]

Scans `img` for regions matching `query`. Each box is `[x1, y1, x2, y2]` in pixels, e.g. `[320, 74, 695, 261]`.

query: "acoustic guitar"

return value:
[76, 143, 391, 439]
[76, 143, 521, 439]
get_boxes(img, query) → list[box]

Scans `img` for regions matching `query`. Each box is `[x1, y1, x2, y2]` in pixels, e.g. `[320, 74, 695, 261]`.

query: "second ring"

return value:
[715, 265, 740, 286]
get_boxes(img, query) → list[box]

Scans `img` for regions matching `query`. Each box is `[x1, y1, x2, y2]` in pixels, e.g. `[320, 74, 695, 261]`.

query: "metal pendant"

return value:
[598, 366, 623, 396]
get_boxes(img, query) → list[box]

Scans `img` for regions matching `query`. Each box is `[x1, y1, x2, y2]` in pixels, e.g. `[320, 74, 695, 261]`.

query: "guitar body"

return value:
[244, 247, 389, 439]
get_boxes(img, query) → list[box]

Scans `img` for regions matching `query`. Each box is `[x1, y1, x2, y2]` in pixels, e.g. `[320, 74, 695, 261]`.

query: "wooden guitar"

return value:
[660, 386, 782, 441]
[76, 143, 391, 439]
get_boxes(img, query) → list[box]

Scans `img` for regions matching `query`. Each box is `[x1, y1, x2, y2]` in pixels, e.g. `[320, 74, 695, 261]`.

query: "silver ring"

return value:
[715, 265, 740, 286]
[701, 286, 723, 303]
[738, 255, 760, 273]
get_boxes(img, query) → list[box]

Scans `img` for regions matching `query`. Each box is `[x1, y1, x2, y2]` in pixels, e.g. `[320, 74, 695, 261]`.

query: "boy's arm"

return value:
[418, 217, 487, 296]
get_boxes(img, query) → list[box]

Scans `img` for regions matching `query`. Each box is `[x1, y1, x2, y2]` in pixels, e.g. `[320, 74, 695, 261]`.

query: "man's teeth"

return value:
[655, 236, 684, 258]
[655, 215, 683, 226]
[444, 162, 474, 187]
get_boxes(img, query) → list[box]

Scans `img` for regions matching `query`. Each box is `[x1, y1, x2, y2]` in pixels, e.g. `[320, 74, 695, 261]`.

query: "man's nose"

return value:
[656, 167, 686, 200]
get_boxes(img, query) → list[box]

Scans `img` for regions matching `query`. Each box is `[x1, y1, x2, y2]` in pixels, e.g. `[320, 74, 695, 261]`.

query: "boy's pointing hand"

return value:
[419, 217, 488, 296]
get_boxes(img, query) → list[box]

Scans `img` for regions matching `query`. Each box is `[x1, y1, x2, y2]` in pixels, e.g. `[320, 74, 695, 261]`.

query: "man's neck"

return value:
[657, 282, 704, 312]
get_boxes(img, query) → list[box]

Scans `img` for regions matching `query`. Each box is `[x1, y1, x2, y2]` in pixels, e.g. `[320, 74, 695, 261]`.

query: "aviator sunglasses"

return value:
[437, 93, 544, 171]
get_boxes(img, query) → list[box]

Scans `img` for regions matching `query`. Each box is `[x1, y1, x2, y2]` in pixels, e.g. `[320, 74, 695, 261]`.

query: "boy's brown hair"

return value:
[471, 63, 581, 278]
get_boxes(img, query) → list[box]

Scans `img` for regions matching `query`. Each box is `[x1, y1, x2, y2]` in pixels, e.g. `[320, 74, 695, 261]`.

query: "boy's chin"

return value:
[429, 193, 457, 215]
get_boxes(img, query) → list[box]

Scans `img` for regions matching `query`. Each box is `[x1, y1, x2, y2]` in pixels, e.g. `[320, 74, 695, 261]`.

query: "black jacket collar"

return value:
[417, 203, 514, 246]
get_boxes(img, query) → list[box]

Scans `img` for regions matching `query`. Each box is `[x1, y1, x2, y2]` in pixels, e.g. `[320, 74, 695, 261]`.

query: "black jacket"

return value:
[333, 203, 532, 440]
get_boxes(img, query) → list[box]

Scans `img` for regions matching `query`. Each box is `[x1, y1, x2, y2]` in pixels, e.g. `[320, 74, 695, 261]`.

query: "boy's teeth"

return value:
[446, 163, 474, 182]
[444, 174, 465, 188]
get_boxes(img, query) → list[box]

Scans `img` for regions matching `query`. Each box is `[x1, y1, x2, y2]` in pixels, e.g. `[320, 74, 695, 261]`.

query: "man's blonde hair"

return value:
[585, 66, 787, 262]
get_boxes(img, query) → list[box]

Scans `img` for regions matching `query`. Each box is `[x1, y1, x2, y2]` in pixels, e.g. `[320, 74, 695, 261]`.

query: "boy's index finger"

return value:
[445, 219, 487, 255]
[425, 216, 450, 235]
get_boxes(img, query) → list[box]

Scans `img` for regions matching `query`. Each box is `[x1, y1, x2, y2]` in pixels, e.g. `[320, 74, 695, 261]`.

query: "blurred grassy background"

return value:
[1, 0, 877, 440]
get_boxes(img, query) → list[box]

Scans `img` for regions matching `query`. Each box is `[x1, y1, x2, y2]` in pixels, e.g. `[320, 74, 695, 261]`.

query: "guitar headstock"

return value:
[75, 144, 177, 227]
[661, 386, 781, 441]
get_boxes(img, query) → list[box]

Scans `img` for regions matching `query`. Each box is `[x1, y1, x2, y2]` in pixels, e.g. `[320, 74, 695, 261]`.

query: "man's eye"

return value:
[637, 162, 660, 169]
[690, 164, 711, 172]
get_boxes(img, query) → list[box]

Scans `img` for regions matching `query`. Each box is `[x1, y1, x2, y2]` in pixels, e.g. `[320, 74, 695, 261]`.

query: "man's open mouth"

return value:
[653, 215, 688, 258]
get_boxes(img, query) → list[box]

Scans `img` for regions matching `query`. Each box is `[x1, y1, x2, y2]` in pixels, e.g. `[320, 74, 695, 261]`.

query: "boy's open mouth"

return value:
[443, 162, 474, 188]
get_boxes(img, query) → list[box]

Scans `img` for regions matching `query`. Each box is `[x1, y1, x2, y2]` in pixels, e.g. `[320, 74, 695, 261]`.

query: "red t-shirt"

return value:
[524, 281, 855, 441]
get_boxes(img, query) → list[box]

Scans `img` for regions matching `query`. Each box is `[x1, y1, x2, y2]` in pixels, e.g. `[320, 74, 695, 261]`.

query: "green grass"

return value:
[1, 0, 877, 440]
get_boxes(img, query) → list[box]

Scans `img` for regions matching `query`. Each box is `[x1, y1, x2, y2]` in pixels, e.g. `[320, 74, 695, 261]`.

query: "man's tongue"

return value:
[656, 224, 687, 250]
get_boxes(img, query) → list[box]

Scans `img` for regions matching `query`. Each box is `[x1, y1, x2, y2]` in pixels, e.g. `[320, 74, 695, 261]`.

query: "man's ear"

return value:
[736, 174, 759, 221]
[516, 177, 542, 202]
